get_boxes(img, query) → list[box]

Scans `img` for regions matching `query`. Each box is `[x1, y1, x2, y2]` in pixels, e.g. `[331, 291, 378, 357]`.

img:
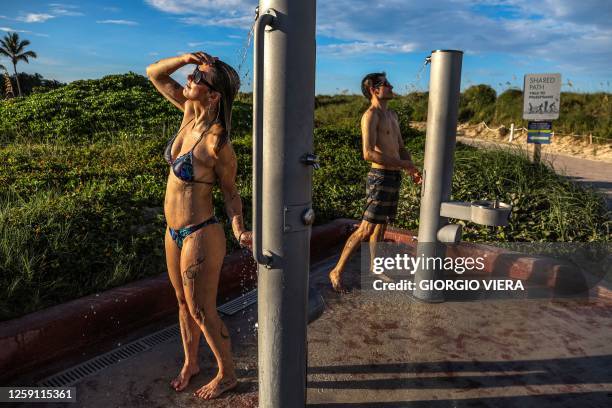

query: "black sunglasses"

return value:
[192, 67, 217, 92]
[374, 79, 392, 88]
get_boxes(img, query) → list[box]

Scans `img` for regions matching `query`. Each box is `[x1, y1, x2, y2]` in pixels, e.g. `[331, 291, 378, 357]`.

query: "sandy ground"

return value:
[411, 122, 612, 163]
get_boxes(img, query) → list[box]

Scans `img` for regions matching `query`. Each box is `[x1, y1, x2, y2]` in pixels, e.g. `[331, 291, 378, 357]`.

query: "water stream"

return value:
[235, 12, 257, 89]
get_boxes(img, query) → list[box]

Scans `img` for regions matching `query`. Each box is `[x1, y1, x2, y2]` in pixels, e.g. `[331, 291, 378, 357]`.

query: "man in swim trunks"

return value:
[329, 72, 422, 292]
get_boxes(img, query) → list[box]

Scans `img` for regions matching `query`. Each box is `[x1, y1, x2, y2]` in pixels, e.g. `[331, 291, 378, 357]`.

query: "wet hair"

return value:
[361, 72, 386, 100]
[206, 59, 241, 142]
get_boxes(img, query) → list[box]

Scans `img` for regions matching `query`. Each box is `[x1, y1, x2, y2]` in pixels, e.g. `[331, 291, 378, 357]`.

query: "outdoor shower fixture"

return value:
[252, 1, 317, 407]
[413, 50, 512, 303]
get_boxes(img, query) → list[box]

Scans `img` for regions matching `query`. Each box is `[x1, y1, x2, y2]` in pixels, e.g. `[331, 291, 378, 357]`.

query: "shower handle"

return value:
[252, 9, 277, 266]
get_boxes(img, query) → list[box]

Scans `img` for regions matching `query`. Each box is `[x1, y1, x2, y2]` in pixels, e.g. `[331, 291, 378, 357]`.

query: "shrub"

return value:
[459, 84, 497, 123]
[0, 72, 251, 144]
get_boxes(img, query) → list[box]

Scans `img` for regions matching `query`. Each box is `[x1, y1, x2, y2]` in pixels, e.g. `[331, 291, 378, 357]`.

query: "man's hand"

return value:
[403, 163, 422, 185]
[411, 170, 423, 185]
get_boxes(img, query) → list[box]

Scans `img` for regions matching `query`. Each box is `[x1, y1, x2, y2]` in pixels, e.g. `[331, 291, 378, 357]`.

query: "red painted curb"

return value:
[0, 219, 356, 382]
[384, 228, 589, 293]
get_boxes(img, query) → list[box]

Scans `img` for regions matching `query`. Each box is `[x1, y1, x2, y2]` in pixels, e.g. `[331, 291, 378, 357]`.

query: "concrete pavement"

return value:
[25, 249, 612, 408]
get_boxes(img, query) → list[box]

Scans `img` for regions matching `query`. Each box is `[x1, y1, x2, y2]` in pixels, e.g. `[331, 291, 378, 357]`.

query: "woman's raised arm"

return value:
[146, 52, 216, 111]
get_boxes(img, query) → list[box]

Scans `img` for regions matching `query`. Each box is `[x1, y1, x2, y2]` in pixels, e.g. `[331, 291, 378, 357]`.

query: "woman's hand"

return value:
[182, 51, 218, 66]
[237, 230, 253, 249]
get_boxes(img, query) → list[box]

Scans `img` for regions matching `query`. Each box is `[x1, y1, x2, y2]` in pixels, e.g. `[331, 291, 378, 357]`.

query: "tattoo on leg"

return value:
[183, 257, 204, 284]
[193, 305, 206, 324]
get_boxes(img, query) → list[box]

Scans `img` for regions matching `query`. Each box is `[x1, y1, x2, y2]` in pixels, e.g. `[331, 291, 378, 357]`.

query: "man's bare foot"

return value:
[329, 268, 347, 293]
[170, 364, 200, 392]
[194, 373, 238, 400]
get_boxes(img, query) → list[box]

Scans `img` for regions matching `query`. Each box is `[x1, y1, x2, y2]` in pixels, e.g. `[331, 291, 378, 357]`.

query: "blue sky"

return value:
[1, 0, 611, 94]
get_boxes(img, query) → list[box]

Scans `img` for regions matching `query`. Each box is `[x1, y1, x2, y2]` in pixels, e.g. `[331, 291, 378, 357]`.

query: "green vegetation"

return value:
[458, 84, 612, 140]
[458, 84, 497, 123]
[0, 73, 609, 321]
[315, 85, 612, 140]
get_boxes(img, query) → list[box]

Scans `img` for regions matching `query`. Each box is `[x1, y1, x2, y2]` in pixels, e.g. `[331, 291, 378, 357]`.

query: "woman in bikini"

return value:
[146, 51, 249, 400]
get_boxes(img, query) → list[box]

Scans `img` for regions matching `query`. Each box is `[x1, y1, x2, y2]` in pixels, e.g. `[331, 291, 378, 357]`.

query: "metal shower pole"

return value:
[253, 0, 317, 406]
[413, 50, 463, 303]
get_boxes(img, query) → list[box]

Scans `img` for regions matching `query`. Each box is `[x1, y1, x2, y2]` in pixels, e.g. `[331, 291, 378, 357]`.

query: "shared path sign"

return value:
[523, 73, 561, 120]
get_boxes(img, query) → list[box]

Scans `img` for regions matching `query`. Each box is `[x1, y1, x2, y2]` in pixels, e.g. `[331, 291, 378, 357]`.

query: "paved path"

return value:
[457, 137, 612, 210]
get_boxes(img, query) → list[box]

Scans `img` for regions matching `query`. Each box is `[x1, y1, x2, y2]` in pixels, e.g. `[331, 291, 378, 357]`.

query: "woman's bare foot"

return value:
[194, 373, 238, 400]
[329, 268, 347, 293]
[170, 364, 200, 392]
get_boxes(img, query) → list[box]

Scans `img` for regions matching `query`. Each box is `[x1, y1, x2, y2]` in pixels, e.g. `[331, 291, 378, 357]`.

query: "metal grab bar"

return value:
[252, 9, 276, 266]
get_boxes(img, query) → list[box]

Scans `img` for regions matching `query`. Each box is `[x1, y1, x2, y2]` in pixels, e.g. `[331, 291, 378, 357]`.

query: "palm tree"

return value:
[0, 32, 37, 97]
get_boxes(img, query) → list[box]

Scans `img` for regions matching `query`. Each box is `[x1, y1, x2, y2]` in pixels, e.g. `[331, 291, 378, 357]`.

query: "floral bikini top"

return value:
[163, 118, 225, 185]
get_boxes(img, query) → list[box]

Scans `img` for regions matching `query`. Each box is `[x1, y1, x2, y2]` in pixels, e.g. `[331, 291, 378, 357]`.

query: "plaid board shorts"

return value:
[362, 168, 402, 224]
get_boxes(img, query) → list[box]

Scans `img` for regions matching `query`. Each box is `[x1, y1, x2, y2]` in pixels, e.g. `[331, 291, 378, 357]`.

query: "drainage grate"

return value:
[37, 292, 257, 387]
[37, 324, 180, 387]
[217, 289, 258, 315]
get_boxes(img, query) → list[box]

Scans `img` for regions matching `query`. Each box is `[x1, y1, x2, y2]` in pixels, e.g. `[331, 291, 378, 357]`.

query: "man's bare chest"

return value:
[376, 117, 400, 147]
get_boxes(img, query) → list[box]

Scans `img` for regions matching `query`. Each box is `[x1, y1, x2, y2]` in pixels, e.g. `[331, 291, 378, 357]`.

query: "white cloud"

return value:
[96, 19, 139, 26]
[49, 3, 84, 17]
[320, 41, 417, 56]
[187, 40, 235, 47]
[143, 0, 612, 75]
[17, 13, 55, 23]
[0, 27, 30, 33]
[315, 0, 611, 74]
[494, 0, 612, 29]
[145, 0, 247, 14]
[0, 26, 48, 37]
[179, 15, 253, 29]
[144, 0, 255, 28]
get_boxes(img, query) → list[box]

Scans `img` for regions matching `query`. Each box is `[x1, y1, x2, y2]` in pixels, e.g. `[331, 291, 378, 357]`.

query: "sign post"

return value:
[523, 73, 561, 163]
